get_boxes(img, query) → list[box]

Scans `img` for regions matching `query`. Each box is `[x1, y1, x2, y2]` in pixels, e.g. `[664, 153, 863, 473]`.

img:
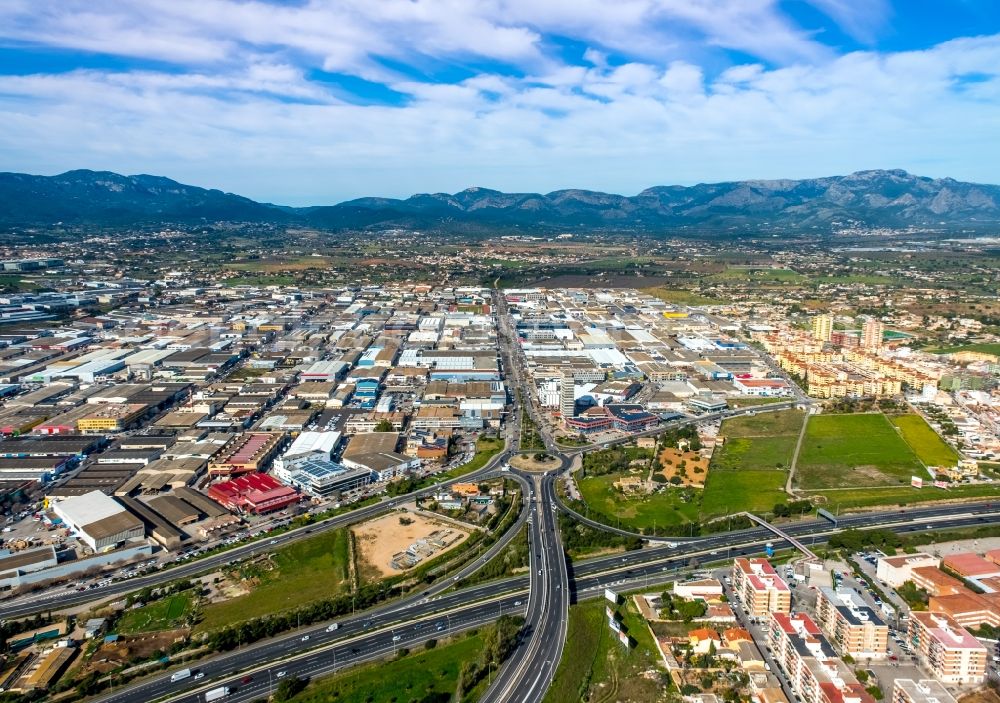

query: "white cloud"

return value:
[0, 3, 997, 204]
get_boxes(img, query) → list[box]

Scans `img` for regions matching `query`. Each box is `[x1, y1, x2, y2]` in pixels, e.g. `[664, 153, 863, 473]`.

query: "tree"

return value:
[374, 419, 394, 432]
[273, 677, 307, 702]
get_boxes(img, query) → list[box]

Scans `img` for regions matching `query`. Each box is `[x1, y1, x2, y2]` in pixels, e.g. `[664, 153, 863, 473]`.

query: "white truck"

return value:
[205, 687, 230, 702]
[170, 669, 192, 683]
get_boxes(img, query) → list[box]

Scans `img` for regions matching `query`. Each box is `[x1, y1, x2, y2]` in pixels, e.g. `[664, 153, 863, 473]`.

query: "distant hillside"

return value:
[0, 170, 293, 226]
[2, 168, 999, 232]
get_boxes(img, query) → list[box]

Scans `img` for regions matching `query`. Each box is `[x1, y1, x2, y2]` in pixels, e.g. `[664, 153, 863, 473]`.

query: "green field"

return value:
[807, 482, 1000, 512]
[796, 413, 923, 489]
[117, 593, 193, 634]
[544, 600, 666, 703]
[285, 632, 487, 703]
[719, 409, 804, 438]
[890, 414, 960, 468]
[929, 343, 1000, 357]
[709, 267, 806, 283]
[439, 435, 505, 480]
[195, 528, 351, 632]
[641, 286, 721, 306]
[699, 410, 802, 516]
[577, 474, 700, 531]
[702, 470, 790, 516]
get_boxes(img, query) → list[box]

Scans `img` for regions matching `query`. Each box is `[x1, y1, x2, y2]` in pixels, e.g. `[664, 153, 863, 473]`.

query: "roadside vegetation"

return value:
[195, 528, 352, 632]
[544, 599, 669, 703]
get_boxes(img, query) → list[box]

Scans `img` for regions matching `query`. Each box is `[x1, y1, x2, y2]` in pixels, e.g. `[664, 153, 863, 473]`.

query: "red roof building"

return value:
[207, 473, 300, 514]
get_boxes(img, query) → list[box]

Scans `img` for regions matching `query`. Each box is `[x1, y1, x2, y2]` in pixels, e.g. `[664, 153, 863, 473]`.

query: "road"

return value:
[92, 505, 1000, 703]
[480, 472, 568, 703]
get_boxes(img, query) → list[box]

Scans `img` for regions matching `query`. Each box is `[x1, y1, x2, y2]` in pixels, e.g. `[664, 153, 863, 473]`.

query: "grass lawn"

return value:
[718, 409, 804, 438]
[806, 482, 1000, 512]
[117, 593, 193, 634]
[710, 435, 797, 472]
[545, 599, 666, 703]
[195, 529, 351, 632]
[702, 470, 789, 517]
[641, 286, 721, 306]
[796, 413, 923, 489]
[286, 633, 487, 703]
[437, 436, 505, 481]
[890, 414, 960, 468]
[727, 397, 786, 409]
[929, 343, 1000, 357]
[577, 474, 700, 531]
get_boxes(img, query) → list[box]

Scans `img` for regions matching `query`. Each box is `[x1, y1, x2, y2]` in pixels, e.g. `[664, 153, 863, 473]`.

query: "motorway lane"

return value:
[93, 507, 1000, 703]
[0, 455, 519, 619]
[480, 473, 569, 703]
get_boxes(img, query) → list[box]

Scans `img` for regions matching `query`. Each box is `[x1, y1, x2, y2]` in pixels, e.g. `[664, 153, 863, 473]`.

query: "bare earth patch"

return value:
[657, 448, 709, 487]
[351, 511, 470, 579]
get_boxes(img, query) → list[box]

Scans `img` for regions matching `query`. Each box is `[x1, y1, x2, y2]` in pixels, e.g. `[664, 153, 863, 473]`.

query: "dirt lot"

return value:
[657, 448, 709, 487]
[352, 511, 470, 579]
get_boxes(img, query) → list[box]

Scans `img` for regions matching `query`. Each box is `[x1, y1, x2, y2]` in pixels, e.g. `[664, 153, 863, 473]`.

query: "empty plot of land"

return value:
[352, 511, 469, 579]
[890, 414, 960, 468]
[796, 413, 923, 489]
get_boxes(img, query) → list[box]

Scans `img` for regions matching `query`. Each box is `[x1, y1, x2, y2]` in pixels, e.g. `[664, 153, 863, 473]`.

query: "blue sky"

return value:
[0, 1, 998, 205]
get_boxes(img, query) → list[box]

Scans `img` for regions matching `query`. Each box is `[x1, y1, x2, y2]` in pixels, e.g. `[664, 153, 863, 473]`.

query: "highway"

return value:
[91, 505, 1000, 703]
[480, 473, 568, 703]
[0, 454, 519, 620]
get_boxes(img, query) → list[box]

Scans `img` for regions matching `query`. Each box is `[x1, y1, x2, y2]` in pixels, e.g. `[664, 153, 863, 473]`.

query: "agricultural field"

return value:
[929, 343, 1000, 357]
[117, 592, 193, 634]
[890, 414, 960, 468]
[807, 483, 1000, 512]
[195, 528, 351, 632]
[577, 473, 700, 531]
[544, 599, 667, 703]
[796, 413, 923, 489]
[698, 410, 802, 516]
[641, 286, 721, 306]
[285, 632, 489, 703]
[701, 470, 789, 517]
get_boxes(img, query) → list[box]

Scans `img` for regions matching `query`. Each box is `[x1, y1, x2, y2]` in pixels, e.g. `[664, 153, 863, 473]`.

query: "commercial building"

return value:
[208, 432, 284, 476]
[341, 451, 419, 482]
[272, 458, 373, 498]
[908, 611, 987, 685]
[207, 473, 300, 514]
[815, 587, 888, 659]
[876, 553, 940, 588]
[50, 490, 145, 551]
[731, 558, 791, 618]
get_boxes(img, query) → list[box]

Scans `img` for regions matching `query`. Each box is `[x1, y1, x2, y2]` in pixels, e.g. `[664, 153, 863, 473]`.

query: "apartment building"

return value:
[815, 587, 888, 659]
[908, 611, 987, 685]
[892, 679, 957, 703]
[730, 558, 791, 618]
[767, 612, 875, 703]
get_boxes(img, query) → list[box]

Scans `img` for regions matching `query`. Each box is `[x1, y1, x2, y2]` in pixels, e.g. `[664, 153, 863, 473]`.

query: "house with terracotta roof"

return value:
[688, 628, 722, 654]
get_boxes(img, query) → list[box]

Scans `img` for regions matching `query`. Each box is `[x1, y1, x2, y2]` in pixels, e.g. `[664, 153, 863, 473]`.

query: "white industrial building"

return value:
[50, 491, 145, 551]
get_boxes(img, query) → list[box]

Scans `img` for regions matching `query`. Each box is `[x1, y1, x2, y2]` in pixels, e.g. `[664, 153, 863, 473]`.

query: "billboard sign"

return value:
[618, 630, 631, 648]
[933, 480, 948, 489]
[604, 588, 617, 605]
[608, 616, 621, 633]
[910, 476, 924, 488]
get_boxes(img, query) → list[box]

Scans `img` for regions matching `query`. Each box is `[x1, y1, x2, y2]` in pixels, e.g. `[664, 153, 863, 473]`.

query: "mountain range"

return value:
[2, 168, 999, 233]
